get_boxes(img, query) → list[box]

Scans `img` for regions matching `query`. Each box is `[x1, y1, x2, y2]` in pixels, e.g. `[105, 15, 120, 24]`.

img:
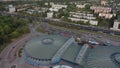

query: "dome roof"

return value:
[24, 35, 69, 59]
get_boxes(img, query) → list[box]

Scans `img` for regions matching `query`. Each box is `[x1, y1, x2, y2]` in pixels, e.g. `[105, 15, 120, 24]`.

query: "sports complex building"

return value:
[23, 34, 120, 68]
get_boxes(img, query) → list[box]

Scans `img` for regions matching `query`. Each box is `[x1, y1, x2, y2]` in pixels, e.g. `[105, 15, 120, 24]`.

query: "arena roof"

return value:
[83, 46, 120, 68]
[25, 35, 69, 59]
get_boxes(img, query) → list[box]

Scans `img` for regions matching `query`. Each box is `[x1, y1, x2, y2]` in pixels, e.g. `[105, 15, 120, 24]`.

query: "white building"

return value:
[17, 8, 27, 12]
[52, 4, 67, 9]
[49, 8, 59, 12]
[68, 17, 89, 23]
[26, 9, 35, 14]
[68, 12, 98, 25]
[26, 11, 32, 14]
[76, 4, 86, 8]
[49, 4, 67, 12]
[111, 20, 120, 31]
[68, 17, 98, 25]
[8, 5, 15, 13]
[70, 12, 96, 20]
[41, 8, 48, 12]
[50, 2, 54, 5]
[47, 12, 53, 18]
[89, 20, 98, 25]
[44, 2, 49, 6]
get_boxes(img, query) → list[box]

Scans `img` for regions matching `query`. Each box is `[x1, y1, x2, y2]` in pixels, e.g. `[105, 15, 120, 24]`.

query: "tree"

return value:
[67, 4, 77, 12]
[4, 25, 11, 34]
[11, 31, 20, 38]
[62, 16, 71, 22]
[0, 15, 29, 45]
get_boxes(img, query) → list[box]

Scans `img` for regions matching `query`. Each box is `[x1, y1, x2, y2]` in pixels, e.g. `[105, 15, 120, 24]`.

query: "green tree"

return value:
[4, 25, 11, 34]
[67, 4, 77, 12]
[0, 15, 29, 46]
[11, 31, 20, 38]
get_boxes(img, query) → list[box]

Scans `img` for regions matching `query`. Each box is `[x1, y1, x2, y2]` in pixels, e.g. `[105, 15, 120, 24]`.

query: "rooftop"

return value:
[24, 35, 82, 63]
[83, 46, 120, 68]
[62, 43, 82, 63]
[25, 35, 69, 59]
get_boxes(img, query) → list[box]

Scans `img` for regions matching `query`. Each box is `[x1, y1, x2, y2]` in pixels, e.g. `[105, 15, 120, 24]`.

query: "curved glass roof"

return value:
[25, 35, 69, 59]
[83, 46, 120, 68]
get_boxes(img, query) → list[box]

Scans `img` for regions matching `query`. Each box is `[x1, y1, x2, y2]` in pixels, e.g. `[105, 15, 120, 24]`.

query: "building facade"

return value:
[49, 4, 67, 12]
[47, 12, 53, 18]
[111, 20, 120, 31]
[90, 6, 112, 13]
[8, 5, 15, 13]
[69, 12, 98, 25]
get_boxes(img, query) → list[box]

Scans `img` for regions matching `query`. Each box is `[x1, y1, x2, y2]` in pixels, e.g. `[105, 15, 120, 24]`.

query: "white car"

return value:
[88, 40, 99, 45]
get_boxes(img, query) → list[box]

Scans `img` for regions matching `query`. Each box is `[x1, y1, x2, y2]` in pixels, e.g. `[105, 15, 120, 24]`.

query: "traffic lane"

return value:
[93, 34, 120, 46]
[0, 11, 120, 36]
[44, 23, 120, 46]
[7, 35, 31, 63]
[0, 34, 32, 68]
[0, 35, 26, 68]
[47, 21, 120, 35]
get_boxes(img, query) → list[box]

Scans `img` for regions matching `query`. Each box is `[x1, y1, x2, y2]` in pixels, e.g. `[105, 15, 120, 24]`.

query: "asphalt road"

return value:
[0, 34, 32, 68]
[41, 23, 120, 46]
[0, 23, 41, 68]
[0, 11, 120, 36]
